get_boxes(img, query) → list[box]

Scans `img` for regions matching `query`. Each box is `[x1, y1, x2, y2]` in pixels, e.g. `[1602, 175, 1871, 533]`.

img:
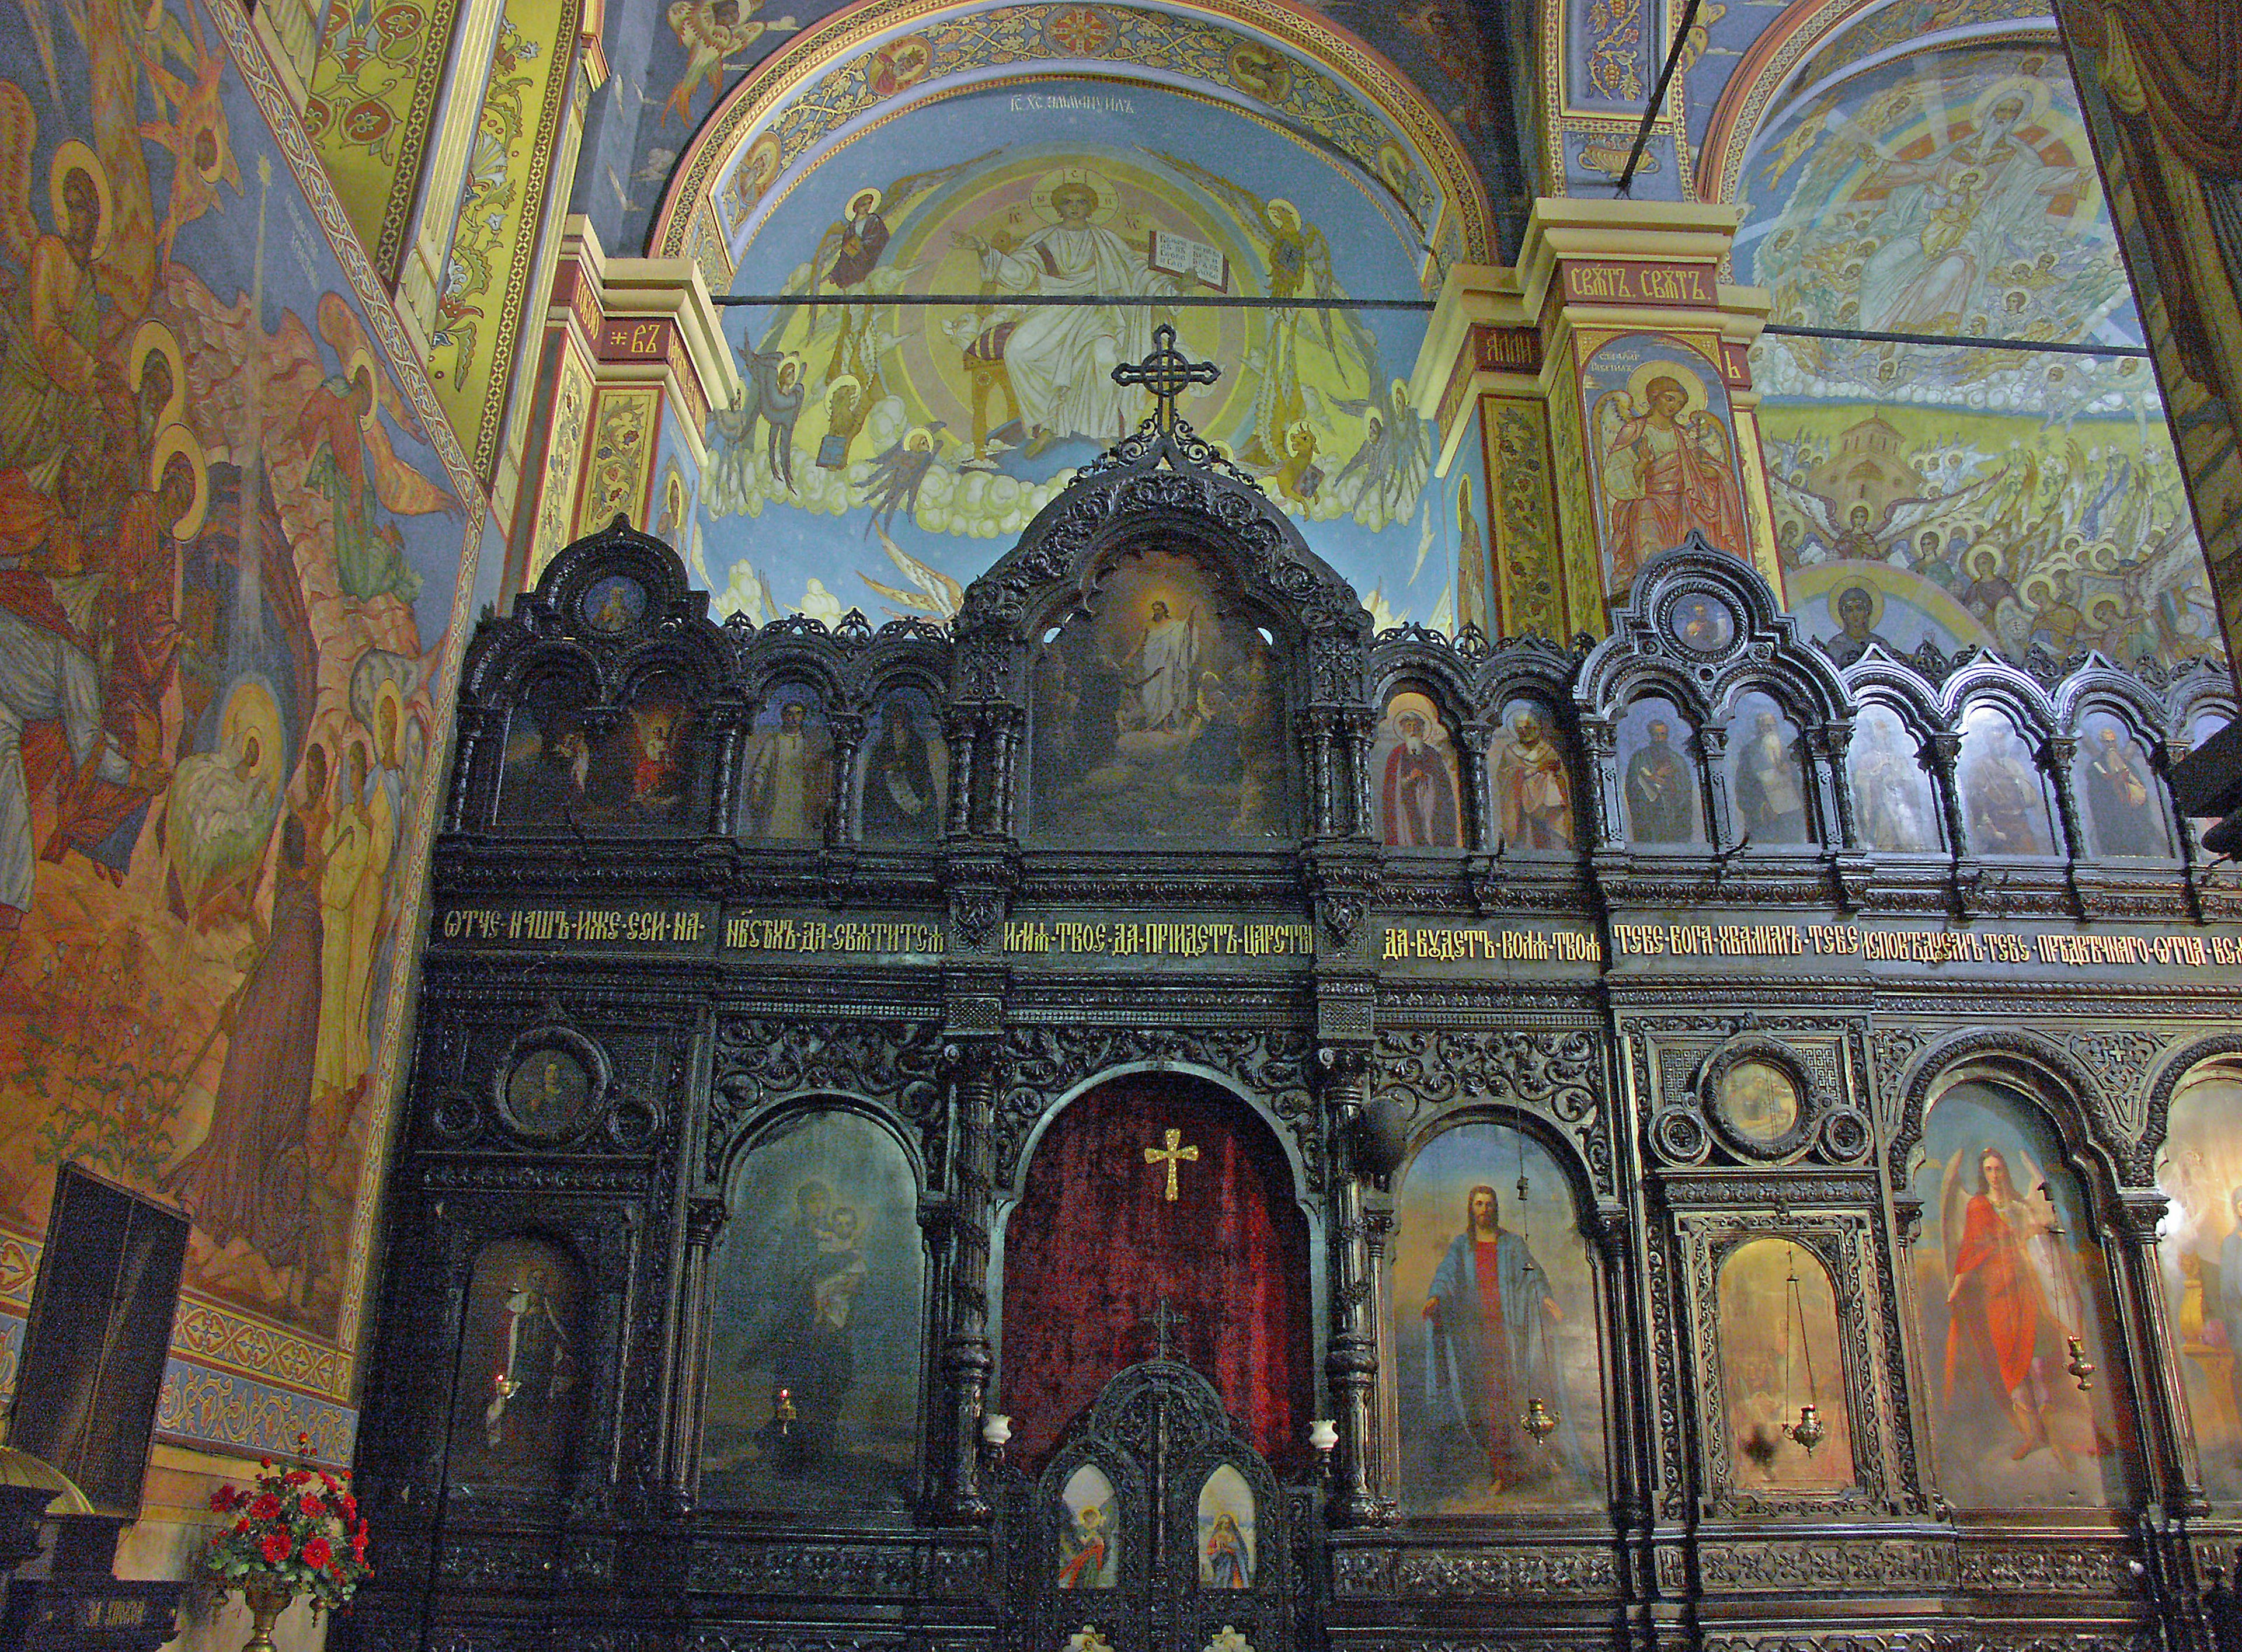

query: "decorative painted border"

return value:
[0, 1312, 344, 1470]
[651, 0, 1491, 270]
[0, 1310, 20, 1409]
[456, 0, 584, 479]
[156, 1361, 357, 1467]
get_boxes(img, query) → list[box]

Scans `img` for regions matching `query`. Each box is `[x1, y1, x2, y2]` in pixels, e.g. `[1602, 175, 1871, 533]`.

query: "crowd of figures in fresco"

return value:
[0, 0, 474, 1348]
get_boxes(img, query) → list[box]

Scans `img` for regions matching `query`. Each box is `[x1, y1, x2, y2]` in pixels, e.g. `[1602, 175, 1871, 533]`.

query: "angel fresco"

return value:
[1150, 154, 1381, 474]
[1593, 371, 1749, 594]
[660, 0, 798, 127]
[1770, 464, 2006, 581]
[1325, 381, 1430, 529]
[786, 154, 1000, 381]
[862, 524, 963, 623]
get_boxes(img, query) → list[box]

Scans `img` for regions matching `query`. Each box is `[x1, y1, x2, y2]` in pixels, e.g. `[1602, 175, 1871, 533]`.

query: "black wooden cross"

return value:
[1139, 1295, 1188, 1361]
[1110, 323, 1220, 433]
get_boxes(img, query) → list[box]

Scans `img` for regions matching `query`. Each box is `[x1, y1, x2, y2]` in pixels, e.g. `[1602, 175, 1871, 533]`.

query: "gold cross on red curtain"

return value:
[1144, 1127, 1200, 1200]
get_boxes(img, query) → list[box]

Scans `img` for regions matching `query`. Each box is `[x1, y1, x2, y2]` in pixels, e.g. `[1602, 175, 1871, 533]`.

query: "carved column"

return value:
[992, 707, 1025, 838]
[706, 703, 747, 835]
[444, 706, 496, 832]
[1302, 709, 1339, 838]
[1928, 730, 1969, 860]
[1361, 1197, 1399, 1521]
[1883, 1190, 1946, 1521]
[2108, 1191, 2210, 1515]
[666, 1196, 730, 1508]
[826, 711, 866, 844]
[1318, 1044, 1381, 1526]
[941, 1043, 1001, 1522]
[1346, 707, 1377, 841]
[946, 712, 979, 838]
[2045, 732, 2084, 853]
[2105, 1190, 2211, 1650]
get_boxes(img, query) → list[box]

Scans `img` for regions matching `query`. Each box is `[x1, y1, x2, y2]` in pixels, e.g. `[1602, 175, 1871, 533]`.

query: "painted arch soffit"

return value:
[1693, 0, 2059, 209]
[650, 0, 1494, 278]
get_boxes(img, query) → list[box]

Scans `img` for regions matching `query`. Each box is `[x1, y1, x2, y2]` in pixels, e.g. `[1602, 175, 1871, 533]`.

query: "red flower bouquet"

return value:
[199, 1434, 371, 1614]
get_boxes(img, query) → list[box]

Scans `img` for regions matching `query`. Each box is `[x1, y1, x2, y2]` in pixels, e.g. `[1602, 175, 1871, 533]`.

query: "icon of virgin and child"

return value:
[1032, 557, 1289, 839]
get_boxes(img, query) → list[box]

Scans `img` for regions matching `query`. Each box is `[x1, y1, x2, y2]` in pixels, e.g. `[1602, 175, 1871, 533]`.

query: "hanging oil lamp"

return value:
[1781, 1246, 1826, 1453]
[2066, 1336, 2096, 1392]
[1522, 1397, 1559, 1444]
[1514, 1132, 1562, 1447]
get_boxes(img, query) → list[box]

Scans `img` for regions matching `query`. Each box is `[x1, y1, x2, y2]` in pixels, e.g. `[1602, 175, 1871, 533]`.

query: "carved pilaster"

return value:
[1346, 706, 1378, 841]
[1812, 722, 1855, 848]
[2045, 733, 2084, 860]
[1580, 715, 1620, 848]
[1318, 1043, 1381, 1526]
[1927, 730, 1968, 860]
[1457, 722, 1493, 852]
[667, 1195, 729, 1507]
[824, 711, 866, 844]
[1698, 721, 1734, 850]
[941, 1041, 1003, 1523]
[2108, 1191, 2210, 1519]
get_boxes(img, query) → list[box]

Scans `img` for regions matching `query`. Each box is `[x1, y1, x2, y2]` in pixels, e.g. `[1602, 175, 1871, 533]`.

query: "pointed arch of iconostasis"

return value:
[1691, 1, 2062, 209]
[955, 418, 1374, 841]
[1362, 624, 1589, 888]
[447, 516, 963, 849]
[452, 517, 735, 840]
[646, 0, 1495, 277]
[1575, 537, 1853, 864]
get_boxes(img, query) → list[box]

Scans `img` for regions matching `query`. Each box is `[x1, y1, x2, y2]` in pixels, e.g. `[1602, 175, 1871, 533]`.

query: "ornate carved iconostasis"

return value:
[344, 355, 2242, 1651]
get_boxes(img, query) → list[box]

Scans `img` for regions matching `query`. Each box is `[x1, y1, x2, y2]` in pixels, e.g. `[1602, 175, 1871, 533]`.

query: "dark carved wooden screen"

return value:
[1002, 1358, 1305, 1652]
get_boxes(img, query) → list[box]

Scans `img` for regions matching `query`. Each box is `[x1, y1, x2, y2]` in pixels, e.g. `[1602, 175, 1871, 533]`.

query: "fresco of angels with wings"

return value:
[690, 85, 1458, 637]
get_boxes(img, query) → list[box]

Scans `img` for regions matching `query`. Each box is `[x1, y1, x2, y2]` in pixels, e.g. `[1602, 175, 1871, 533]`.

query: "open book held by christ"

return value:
[1150, 229, 1230, 292]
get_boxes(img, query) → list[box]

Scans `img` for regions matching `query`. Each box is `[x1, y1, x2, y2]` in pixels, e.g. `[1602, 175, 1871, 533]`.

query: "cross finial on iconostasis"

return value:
[1111, 323, 1220, 434]
[1140, 1296, 1188, 1362]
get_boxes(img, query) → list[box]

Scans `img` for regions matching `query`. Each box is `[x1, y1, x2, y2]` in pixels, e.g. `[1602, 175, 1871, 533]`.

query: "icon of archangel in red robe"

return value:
[1595, 375, 1751, 597]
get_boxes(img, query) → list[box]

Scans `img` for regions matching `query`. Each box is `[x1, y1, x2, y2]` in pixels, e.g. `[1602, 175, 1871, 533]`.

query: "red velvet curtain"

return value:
[998, 1076, 1313, 1474]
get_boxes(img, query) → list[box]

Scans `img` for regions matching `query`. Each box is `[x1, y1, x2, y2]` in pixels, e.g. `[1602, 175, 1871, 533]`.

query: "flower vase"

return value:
[240, 1583, 293, 1652]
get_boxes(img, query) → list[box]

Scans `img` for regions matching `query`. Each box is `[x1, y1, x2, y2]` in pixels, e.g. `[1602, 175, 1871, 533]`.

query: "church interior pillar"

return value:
[506, 218, 739, 593]
[1412, 201, 1785, 640]
[1522, 200, 1783, 626]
